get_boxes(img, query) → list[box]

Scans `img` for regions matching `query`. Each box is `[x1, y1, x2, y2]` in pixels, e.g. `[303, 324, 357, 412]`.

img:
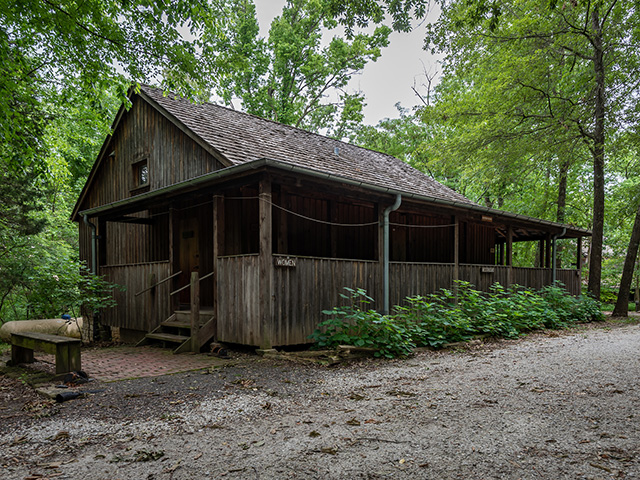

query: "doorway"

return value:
[176, 204, 213, 308]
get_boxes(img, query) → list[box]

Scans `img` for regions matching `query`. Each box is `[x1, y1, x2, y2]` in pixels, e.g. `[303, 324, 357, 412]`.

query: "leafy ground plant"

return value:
[309, 288, 415, 358]
[311, 283, 603, 357]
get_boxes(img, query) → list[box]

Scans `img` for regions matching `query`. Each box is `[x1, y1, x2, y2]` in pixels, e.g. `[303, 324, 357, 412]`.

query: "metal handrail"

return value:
[170, 271, 214, 296]
[134, 270, 183, 297]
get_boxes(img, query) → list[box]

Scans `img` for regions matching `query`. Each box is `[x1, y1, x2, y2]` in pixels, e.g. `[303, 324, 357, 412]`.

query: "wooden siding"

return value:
[459, 264, 510, 291]
[461, 223, 495, 264]
[390, 213, 454, 262]
[106, 221, 150, 265]
[78, 221, 91, 268]
[271, 257, 379, 346]
[556, 269, 581, 296]
[389, 262, 455, 305]
[274, 190, 377, 260]
[79, 96, 224, 212]
[102, 211, 169, 266]
[513, 267, 553, 291]
[223, 190, 259, 256]
[100, 262, 172, 331]
[217, 255, 260, 346]
[216, 255, 582, 346]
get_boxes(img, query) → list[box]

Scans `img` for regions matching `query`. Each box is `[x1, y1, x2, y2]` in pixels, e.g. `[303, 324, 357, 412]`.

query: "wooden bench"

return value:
[11, 332, 81, 375]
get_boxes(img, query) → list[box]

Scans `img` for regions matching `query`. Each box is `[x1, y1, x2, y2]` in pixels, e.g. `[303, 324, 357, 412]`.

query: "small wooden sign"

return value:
[481, 267, 495, 273]
[481, 215, 493, 222]
[275, 257, 297, 268]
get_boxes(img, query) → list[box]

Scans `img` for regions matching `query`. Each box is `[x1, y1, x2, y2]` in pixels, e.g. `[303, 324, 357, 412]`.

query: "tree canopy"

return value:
[416, 0, 640, 299]
[206, 0, 391, 136]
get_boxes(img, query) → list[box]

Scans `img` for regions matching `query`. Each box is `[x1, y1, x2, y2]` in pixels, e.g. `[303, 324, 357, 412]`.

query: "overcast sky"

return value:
[253, 1, 442, 126]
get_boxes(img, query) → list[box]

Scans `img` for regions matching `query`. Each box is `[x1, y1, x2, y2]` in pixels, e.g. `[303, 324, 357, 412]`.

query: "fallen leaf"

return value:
[386, 390, 417, 397]
[49, 430, 69, 442]
[320, 447, 338, 455]
[163, 459, 182, 473]
[590, 463, 613, 473]
[309, 431, 321, 438]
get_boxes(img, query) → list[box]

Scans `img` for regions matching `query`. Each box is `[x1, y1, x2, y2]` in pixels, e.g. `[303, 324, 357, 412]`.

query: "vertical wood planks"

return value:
[258, 178, 273, 348]
[99, 262, 171, 331]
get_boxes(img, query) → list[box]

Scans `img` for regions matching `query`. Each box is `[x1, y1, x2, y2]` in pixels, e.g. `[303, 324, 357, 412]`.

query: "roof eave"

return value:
[71, 85, 235, 222]
[77, 157, 591, 238]
[70, 90, 135, 221]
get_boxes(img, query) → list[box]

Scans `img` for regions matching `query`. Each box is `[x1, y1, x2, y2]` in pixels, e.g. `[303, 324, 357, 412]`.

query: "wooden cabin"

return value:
[72, 85, 590, 350]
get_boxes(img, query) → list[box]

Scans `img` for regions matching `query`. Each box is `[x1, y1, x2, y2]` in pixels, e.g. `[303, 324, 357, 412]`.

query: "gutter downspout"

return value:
[383, 194, 402, 315]
[83, 215, 98, 275]
[552, 227, 567, 284]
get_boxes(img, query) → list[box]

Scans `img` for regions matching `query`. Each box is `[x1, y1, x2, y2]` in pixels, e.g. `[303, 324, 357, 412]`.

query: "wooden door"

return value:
[178, 216, 199, 306]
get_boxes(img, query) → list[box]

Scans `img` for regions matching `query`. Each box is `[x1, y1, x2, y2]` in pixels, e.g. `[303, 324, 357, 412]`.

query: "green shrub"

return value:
[309, 288, 415, 358]
[311, 282, 604, 357]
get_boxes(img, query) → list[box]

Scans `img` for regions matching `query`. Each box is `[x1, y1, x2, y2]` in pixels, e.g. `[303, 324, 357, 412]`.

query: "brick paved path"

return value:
[9, 345, 226, 382]
[80, 346, 225, 381]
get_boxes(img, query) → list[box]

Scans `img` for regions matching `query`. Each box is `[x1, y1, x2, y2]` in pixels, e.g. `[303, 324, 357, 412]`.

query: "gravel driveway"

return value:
[1, 321, 638, 479]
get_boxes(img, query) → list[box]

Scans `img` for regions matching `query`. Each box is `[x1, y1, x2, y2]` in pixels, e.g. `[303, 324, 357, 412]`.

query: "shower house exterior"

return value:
[72, 85, 590, 350]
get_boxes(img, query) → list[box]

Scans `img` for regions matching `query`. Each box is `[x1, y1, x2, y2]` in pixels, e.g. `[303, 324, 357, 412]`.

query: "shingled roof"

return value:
[140, 86, 474, 205]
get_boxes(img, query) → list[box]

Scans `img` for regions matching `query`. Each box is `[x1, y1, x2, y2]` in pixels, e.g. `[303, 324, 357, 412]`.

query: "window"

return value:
[138, 162, 149, 186]
[131, 158, 150, 193]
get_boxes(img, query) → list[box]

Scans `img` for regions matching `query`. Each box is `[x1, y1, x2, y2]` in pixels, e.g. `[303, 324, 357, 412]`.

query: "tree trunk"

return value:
[556, 160, 569, 224]
[556, 160, 569, 268]
[612, 201, 640, 317]
[587, 8, 606, 300]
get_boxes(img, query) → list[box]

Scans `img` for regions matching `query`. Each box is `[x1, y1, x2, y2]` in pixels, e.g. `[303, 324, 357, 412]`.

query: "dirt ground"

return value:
[0, 320, 639, 480]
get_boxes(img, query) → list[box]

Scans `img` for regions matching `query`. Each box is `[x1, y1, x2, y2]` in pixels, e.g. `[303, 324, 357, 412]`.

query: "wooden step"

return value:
[161, 320, 191, 329]
[145, 332, 190, 344]
[174, 310, 215, 324]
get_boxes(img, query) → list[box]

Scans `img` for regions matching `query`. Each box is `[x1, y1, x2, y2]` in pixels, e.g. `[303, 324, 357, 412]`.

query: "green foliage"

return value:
[0, 193, 123, 327]
[422, 0, 640, 298]
[25, 261, 124, 324]
[207, 0, 391, 137]
[309, 288, 415, 358]
[311, 283, 603, 357]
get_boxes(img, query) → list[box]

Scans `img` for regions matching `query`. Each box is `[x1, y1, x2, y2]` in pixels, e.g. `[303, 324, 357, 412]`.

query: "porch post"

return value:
[190, 272, 200, 352]
[552, 235, 557, 284]
[552, 228, 567, 285]
[453, 216, 459, 289]
[506, 225, 513, 287]
[212, 195, 223, 340]
[168, 208, 178, 312]
[545, 234, 552, 268]
[377, 204, 385, 305]
[538, 240, 545, 268]
[576, 237, 582, 270]
[259, 177, 273, 348]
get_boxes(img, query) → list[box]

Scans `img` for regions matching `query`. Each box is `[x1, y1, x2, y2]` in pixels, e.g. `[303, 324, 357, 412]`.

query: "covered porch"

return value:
[79, 160, 589, 348]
